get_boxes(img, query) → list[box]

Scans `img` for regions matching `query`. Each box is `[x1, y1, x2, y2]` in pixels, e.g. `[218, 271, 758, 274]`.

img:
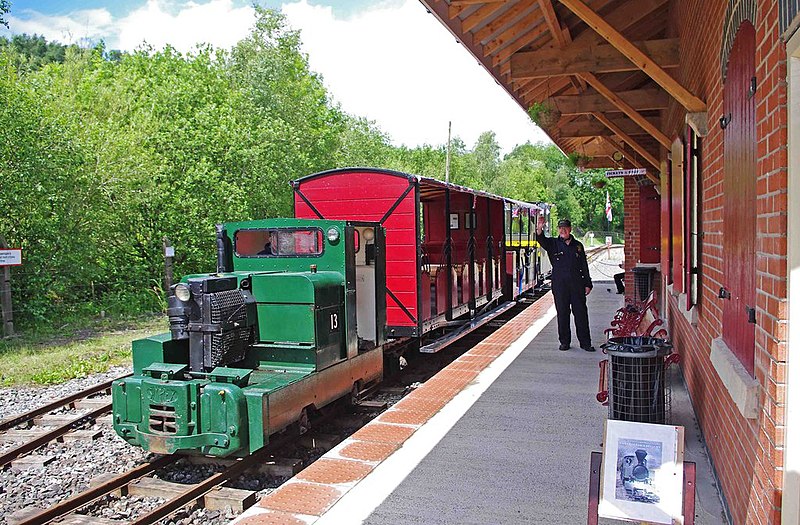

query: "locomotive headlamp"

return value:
[362, 228, 375, 241]
[327, 227, 340, 243]
[174, 283, 192, 302]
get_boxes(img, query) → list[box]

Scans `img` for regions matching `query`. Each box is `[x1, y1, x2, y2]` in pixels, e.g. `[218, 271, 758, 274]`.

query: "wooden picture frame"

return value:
[598, 420, 685, 524]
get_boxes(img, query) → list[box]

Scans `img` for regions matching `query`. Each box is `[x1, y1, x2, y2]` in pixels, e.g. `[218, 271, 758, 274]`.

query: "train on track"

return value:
[112, 168, 552, 457]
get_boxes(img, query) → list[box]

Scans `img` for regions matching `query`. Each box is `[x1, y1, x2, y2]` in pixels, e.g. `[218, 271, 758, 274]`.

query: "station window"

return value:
[235, 228, 324, 257]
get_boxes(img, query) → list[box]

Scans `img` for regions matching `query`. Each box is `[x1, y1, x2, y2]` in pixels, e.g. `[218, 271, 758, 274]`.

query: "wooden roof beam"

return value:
[462, 2, 508, 32]
[557, 0, 706, 113]
[521, 77, 570, 103]
[552, 88, 668, 114]
[484, 12, 542, 55]
[492, 21, 550, 66]
[538, 0, 569, 46]
[582, 157, 624, 169]
[511, 0, 665, 98]
[559, 115, 659, 137]
[474, 1, 539, 44]
[451, 0, 510, 5]
[580, 72, 670, 148]
[536, 0, 585, 92]
[448, 3, 470, 19]
[510, 38, 678, 79]
[591, 111, 660, 171]
[506, 0, 664, 67]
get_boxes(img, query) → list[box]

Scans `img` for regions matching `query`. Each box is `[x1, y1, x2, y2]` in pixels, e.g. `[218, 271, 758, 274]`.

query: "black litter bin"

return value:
[601, 336, 673, 424]
[631, 266, 657, 302]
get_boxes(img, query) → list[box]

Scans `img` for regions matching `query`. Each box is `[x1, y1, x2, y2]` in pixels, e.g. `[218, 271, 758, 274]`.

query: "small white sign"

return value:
[605, 168, 647, 178]
[0, 249, 22, 266]
[164, 246, 175, 258]
[605, 236, 613, 246]
[449, 213, 459, 230]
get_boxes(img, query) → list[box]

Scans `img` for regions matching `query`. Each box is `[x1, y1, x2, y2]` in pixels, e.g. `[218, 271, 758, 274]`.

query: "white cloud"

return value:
[3, 0, 551, 153]
[4, 8, 114, 45]
[281, 0, 551, 153]
[115, 0, 254, 52]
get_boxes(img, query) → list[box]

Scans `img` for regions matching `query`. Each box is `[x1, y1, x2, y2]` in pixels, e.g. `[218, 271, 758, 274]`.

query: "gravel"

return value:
[0, 368, 412, 524]
[0, 422, 151, 524]
[0, 366, 131, 422]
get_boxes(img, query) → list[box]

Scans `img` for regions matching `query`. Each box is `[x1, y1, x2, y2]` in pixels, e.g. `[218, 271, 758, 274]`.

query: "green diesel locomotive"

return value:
[111, 218, 386, 457]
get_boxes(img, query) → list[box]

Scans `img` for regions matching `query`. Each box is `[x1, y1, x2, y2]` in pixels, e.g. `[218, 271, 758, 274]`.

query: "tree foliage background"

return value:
[0, 9, 623, 328]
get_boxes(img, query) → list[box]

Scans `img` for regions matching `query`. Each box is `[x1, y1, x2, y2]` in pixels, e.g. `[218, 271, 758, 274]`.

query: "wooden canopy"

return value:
[419, 0, 707, 176]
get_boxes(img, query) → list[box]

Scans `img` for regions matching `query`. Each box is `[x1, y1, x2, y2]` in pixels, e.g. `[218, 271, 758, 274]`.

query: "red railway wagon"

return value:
[292, 168, 545, 339]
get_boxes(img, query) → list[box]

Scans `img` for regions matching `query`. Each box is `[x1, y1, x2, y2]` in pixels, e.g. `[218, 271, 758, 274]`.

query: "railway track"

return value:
[0, 375, 129, 469]
[5, 290, 548, 525]
[10, 387, 394, 525]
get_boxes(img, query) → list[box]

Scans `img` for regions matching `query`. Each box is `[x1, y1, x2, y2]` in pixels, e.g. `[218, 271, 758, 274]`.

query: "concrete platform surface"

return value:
[234, 284, 728, 525]
[360, 282, 727, 525]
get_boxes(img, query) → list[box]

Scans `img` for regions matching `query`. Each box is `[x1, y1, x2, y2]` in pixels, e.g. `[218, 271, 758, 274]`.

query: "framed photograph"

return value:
[449, 213, 459, 230]
[598, 420, 685, 524]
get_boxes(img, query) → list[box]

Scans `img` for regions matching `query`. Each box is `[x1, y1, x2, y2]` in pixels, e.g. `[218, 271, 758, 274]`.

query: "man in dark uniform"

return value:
[536, 216, 595, 352]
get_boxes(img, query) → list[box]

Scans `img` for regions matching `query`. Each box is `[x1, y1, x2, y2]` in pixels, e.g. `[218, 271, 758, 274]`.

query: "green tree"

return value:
[333, 114, 393, 168]
[0, 34, 73, 70]
[227, 7, 344, 219]
[471, 131, 501, 191]
[0, 21, 625, 330]
[0, 50, 105, 320]
[1, 0, 9, 28]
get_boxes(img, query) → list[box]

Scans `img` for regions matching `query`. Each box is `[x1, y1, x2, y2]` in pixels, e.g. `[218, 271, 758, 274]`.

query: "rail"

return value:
[0, 375, 127, 431]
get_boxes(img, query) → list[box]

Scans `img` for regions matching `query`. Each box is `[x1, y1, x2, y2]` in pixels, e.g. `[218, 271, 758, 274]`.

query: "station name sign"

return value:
[0, 249, 22, 266]
[605, 168, 647, 178]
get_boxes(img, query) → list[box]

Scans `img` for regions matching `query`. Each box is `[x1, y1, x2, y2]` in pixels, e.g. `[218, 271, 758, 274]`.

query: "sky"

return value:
[1, 0, 553, 153]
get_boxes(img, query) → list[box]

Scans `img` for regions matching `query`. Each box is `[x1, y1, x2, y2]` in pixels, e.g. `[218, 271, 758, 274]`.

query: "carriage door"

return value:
[722, 21, 756, 376]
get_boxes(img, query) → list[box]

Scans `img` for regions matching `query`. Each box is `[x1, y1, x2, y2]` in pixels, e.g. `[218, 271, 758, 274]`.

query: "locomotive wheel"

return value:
[349, 380, 363, 406]
[297, 407, 310, 435]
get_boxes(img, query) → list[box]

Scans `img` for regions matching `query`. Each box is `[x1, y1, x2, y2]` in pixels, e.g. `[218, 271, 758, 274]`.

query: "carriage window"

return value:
[235, 228, 324, 257]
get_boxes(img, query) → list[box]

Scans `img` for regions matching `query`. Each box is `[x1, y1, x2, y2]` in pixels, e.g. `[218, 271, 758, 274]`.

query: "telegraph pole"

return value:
[445, 121, 452, 184]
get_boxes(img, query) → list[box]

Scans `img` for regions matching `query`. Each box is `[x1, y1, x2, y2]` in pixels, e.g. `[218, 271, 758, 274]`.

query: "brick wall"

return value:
[656, 1, 790, 524]
[752, 1, 788, 522]
[623, 177, 640, 295]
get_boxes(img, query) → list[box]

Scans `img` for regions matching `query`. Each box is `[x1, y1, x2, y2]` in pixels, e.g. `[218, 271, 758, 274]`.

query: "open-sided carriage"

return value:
[292, 168, 551, 339]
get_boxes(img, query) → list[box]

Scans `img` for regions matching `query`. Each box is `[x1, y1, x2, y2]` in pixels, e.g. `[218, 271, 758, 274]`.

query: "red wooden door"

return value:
[722, 21, 756, 375]
[639, 184, 661, 264]
[670, 140, 684, 290]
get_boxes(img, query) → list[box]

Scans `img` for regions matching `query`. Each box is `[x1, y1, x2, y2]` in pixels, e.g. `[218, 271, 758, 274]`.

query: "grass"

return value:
[0, 314, 168, 386]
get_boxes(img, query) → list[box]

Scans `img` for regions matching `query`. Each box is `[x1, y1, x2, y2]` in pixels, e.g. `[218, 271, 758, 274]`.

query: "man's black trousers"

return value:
[552, 279, 591, 347]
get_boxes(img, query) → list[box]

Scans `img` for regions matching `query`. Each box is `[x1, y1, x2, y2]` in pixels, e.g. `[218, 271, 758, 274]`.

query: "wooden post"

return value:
[163, 237, 174, 294]
[0, 235, 15, 338]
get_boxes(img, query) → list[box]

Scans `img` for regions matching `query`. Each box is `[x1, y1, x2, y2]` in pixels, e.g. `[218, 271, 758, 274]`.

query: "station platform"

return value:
[234, 283, 728, 525]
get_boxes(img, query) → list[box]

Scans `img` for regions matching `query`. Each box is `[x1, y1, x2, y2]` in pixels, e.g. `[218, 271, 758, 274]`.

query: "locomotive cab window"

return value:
[235, 228, 324, 257]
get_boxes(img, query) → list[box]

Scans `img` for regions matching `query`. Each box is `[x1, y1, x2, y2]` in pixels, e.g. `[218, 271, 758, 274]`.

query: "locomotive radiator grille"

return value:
[208, 289, 250, 368]
[149, 404, 177, 434]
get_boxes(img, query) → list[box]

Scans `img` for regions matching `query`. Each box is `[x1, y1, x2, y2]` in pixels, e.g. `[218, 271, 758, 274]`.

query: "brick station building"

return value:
[419, 1, 800, 523]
